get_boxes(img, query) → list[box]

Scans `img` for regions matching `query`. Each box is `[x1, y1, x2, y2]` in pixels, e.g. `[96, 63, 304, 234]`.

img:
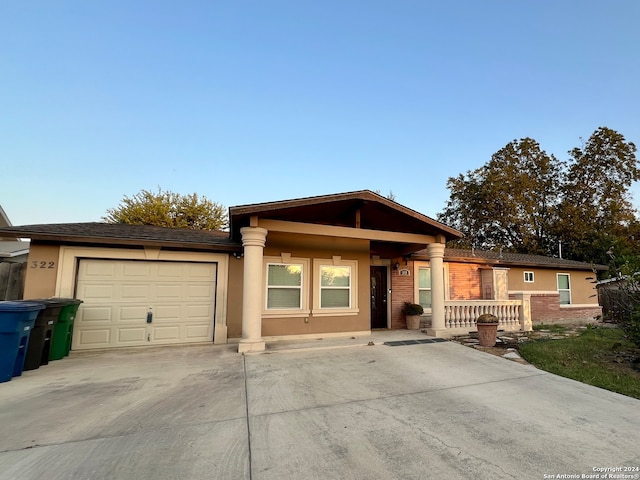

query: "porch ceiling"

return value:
[229, 190, 462, 243]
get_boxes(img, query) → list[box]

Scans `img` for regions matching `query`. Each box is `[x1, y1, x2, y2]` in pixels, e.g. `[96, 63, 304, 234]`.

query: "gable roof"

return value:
[0, 223, 241, 252]
[0, 191, 462, 254]
[229, 190, 462, 241]
[412, 247, 607, 271]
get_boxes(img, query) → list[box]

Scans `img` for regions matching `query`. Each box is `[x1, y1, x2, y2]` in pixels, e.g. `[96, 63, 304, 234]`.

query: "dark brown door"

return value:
[370, 266, 388, 329]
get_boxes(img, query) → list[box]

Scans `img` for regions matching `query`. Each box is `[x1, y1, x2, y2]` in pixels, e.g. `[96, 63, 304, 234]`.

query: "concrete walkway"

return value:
[1, 331, 639, 479]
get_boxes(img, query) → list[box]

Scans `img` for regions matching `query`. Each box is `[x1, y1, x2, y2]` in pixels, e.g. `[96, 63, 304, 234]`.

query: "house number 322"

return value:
[30, 261, 56, 269]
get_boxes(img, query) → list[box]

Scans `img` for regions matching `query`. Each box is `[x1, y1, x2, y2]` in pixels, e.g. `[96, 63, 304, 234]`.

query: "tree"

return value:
[373, 189, 397, 201]
[439, 127, 639, 264]
[438, 138, 562, 255]
[599, 253, 640, 348]
[556, 127, 639, 264]
[104, 188, 228, 231]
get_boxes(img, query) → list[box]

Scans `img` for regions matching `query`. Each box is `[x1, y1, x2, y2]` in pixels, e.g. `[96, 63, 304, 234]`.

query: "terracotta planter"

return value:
[406, 315, 421, 330]
[476, 322, 498, 347]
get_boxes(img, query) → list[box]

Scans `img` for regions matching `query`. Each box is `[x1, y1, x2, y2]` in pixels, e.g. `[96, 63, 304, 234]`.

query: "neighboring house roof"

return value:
[0, 223, 241, 252]
[0, 240, 30, 259]
[229, 190, 462, 242]
[0, 205, 15, 242]
[412, 247, 607, 271]
[0, 205, 11, 228]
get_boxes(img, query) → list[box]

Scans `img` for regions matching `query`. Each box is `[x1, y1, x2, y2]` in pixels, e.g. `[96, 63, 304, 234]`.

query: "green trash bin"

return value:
[49, 298, 83, 361]
[23, 299, 65, 371]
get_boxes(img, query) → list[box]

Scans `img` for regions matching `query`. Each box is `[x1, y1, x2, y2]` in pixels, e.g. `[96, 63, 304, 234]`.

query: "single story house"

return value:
[0, 191, 603, 353]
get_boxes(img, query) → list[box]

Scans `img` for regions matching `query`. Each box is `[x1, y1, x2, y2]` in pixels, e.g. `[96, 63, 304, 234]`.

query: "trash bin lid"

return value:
[25, 298, 67, 308]
[49, 298, 83, 306]
[0, 301, 46, 312]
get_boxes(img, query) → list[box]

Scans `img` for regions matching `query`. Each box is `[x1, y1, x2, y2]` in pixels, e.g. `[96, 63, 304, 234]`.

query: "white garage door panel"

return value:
[120, 306, 148, 321]
[74, 259, 217, 350]
[186, 324, 210, 338]
[152, 326, 180, 341]
[78, 329, 111, 346]
[121, 284, 151, 299]
[81, 306, 113, 322]
[82, 284, 115, 299]
[118, 328, 147, 343]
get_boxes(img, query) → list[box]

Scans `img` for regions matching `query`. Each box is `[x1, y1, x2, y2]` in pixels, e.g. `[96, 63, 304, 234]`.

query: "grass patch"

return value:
[532, 323, 569, 333]
[519, 326, 640, 399]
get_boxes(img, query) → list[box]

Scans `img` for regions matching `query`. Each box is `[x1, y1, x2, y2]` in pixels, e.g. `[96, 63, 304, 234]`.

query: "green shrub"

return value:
[401, 302, 424, 316]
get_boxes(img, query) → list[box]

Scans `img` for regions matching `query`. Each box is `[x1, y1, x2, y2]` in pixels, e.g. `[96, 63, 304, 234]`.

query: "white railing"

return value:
[444, 299, 527, 331]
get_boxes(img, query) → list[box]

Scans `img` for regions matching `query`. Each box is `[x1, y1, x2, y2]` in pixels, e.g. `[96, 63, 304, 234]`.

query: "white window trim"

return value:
[312, 257, 359, 317]
[263, 255, 310, 318]
[524, 271, 535, 283]
[557, 273, 571, 305]
[414, 261, 449, 313]
[416, 262, 432, 313]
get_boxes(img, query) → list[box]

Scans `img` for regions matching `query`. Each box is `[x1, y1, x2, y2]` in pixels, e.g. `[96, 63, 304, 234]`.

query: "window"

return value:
[557, 274, 571, 305]
[418, 267, 432, 309]
[320, 265, 351, 308]
[266, 263, 303, 309]
[263, 256, 310, 317]
[524, 271, 535, 283]
[414, 262, 449, 310]
[313, 258, 359, 316]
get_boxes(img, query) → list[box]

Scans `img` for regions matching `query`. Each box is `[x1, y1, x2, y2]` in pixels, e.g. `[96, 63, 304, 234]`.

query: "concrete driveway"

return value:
[1, 332, 639, 480]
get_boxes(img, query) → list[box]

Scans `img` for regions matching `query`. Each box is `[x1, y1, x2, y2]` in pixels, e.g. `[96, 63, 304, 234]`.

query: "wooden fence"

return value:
[0, 261, 26, 300]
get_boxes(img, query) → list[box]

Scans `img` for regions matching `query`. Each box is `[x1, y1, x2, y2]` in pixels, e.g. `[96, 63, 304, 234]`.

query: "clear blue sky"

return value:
[2, 1, 639, 226]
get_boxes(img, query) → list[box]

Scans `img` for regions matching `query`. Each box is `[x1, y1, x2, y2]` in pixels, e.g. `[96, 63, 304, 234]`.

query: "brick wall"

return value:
[448, 263, 483, 300]
[390, 260, 414, 328]
[518, 293, 602, 324]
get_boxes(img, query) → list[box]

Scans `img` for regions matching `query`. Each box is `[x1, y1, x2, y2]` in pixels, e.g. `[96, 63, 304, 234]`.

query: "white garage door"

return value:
[73, 259, 217, 350]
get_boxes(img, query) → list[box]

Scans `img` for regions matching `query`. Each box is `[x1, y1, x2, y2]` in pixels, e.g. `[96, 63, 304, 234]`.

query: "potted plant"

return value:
[476, 313, 499, 347]
[402, 302, 424, 330]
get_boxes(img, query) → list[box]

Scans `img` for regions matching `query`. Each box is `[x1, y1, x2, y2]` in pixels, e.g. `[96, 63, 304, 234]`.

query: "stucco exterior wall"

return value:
[23, 243, 60, 299]
[256, 232, 371, 338]
[508, 267, 599, 305]
[226, 255, 244, 339]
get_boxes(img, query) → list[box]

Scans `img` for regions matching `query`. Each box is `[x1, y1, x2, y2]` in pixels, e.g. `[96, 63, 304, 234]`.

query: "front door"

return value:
[370, 266, 388, 329]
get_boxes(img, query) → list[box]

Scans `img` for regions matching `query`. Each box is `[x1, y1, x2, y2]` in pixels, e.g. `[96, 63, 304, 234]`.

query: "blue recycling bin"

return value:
[0, 301, 45, 383]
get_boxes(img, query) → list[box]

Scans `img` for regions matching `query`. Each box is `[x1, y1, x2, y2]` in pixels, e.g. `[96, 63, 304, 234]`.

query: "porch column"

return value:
[426, 242, 446, 337]
[513, 293, 533, 332]
[238, 226, 268, 353]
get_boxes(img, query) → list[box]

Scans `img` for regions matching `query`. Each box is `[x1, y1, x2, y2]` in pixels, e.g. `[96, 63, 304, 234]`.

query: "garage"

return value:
[73, 259, 218, 350]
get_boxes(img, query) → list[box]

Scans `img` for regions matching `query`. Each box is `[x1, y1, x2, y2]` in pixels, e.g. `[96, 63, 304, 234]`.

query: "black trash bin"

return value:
[49, 298, 83, 361]
[23, 298, 65, 371]
[0, 301, 45, 383]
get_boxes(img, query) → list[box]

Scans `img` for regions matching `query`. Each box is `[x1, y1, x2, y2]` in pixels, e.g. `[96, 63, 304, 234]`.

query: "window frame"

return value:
[557, 273, 571, 305]
[312, 257, 359, 316]
[263, 255, 310, 318]
[413, 261, 449, 313]
[417, 265, 432, 311]
[524, 271, 535, 283]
